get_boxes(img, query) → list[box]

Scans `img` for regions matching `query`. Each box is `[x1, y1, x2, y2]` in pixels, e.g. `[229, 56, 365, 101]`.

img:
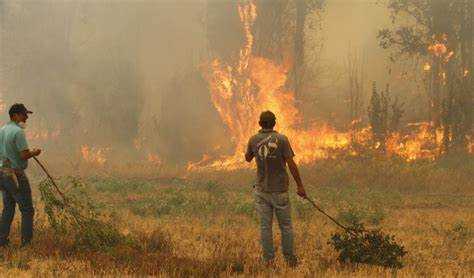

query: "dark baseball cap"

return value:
[259, 110, 276, 123]
[9, 103, 33, 117]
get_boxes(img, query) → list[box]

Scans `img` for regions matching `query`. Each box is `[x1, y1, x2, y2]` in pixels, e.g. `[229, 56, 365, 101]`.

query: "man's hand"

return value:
[297, 186, 306, 198]
[31, 148, 41, 157]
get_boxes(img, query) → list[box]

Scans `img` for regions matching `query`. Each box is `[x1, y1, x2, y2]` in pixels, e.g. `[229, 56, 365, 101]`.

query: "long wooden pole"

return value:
[33, 157, 66, 201]
[304, 196, 354, 234]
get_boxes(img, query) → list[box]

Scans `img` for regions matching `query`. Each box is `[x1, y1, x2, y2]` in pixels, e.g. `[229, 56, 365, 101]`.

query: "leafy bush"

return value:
[330, 222, 407, 268]
[39, 177, 125, 251]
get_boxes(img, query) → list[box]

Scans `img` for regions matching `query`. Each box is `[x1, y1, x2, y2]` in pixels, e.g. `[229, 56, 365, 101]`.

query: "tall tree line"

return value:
[379, 0, 473, 154]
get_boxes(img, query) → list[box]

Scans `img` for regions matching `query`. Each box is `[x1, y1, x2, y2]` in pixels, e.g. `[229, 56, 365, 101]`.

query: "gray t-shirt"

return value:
[245, 129, 295, 192]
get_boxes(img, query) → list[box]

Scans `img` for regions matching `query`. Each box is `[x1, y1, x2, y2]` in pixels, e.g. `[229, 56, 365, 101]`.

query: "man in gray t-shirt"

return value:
[245, 111, 306, 266]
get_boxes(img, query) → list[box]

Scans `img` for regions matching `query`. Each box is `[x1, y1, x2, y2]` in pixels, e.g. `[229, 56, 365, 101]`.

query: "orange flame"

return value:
[427, 34, 454, 86]
[188, 4, 472, 171]
[423, 63, 431, 72]
[428, 34, 454, 62]
[386, 122, 443, 161]
[26, 128, 61, 141]
[189, 0, 352, 171]
[146, 152, 162, 164]
[81, 145, 108, 166]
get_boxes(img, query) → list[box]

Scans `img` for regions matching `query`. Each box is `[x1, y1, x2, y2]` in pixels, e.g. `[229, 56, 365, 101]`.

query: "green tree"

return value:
[368, 83, 389, 150]
[368, 83, 404, 152]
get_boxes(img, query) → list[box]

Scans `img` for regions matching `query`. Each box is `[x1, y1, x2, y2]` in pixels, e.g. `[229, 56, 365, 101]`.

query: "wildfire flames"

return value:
[428, 34, 454, 62]
[423, 63, 431, 72]
[189, 0, 354, 170]
[26, 128, 61, 141]
[146, 152, 162, 164]
[423, 33, 470, 84]
[386, 123, 443, 161]
[27, 130, 161, 167]
[81, 145, 109, 166]
[2, 4, 469, 171]
[187, 1, 472, 172]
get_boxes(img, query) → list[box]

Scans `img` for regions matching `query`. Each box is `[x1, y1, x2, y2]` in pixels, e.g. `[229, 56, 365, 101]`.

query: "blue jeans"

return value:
[0, 171, 34, 245]
[254, 190, 296, 262]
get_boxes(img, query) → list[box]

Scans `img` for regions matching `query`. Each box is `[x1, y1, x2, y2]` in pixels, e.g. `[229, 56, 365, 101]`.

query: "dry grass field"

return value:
[0, 157, 473, 277]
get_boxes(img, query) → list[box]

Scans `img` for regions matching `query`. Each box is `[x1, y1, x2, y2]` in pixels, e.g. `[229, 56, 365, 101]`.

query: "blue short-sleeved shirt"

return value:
[0, 121, 30, 170]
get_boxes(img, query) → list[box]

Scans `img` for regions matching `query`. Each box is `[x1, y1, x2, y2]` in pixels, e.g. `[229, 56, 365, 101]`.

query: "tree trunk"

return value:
[431, 0, 446, 129]
[253, 0, 291, 63]
[464, 0, 473, 136]
[294, 0, 307, 99]
[206, 0, 243, 62]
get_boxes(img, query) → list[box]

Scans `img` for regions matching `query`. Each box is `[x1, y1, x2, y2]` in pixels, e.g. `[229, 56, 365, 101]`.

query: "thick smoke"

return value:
[0, 0, 222, 165]
[0, 0, 431, 168]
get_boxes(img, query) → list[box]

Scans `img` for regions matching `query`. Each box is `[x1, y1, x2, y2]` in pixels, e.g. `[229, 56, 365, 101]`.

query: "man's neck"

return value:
[259, 128, 275, 133]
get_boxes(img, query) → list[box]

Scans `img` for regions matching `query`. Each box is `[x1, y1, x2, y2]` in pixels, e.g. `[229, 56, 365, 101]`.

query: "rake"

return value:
[33, 157, 65, 200]
[304, 196, 353, 233]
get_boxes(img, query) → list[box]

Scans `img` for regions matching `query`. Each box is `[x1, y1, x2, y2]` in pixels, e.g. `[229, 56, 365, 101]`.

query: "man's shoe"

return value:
[285, 256, 299, 268]
[20, 240, 31, 248]
[264, 259, 276, 268]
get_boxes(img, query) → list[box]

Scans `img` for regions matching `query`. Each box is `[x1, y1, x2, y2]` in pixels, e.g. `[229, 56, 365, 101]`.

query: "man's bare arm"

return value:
[245, 141, 254, 162]
[286, 157, 306, 198]
[245, 153, 253, 162]
[19, 149, 41, 160]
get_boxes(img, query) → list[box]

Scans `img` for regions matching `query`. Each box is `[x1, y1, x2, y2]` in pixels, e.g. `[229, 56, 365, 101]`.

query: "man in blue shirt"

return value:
[0, 104, 41, 247]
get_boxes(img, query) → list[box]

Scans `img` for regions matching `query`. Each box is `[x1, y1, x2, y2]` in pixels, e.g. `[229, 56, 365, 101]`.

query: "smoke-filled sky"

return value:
[0, 0, 428, 166]
[324, 0, 389, 76]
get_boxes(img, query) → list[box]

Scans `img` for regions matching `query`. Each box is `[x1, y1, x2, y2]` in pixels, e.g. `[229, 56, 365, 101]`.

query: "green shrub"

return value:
[39, 177, 126, 251]
[337, 205, 368, 225]
[330, 222, 407, 268]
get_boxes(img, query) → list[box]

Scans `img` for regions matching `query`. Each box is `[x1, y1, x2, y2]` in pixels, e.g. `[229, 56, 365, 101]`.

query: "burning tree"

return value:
[378, 0, 473, 156]
[191, 0, 356, 170]
[208, 0, 325, 100]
